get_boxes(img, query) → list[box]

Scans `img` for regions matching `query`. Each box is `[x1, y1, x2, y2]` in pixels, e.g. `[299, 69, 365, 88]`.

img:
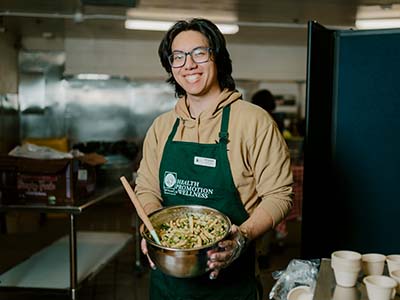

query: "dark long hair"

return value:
[158, 18, 236, 97]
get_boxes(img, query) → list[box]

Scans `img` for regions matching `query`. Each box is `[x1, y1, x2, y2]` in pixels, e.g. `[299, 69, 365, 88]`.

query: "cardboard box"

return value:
[0, 155, 99, 205]
[17, 157, 75, 205]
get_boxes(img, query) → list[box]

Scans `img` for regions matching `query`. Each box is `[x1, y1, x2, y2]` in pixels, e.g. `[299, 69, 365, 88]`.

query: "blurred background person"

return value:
[251, 89, 285, 133]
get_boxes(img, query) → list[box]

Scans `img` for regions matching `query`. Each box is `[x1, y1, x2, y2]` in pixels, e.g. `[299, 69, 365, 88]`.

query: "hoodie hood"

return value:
[174, 89, 242, 121]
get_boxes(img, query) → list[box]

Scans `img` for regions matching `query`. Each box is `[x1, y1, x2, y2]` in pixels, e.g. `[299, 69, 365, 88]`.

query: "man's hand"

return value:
[141, 238, 156, 270]
[207, 224, 248, 280]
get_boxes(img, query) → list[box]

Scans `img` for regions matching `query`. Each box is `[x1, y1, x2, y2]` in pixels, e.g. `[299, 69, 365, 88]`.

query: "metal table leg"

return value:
[69, 213, 77, 300]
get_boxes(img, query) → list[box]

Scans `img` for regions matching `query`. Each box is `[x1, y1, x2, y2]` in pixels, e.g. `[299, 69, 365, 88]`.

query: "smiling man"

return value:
[134, 18, 293, 300]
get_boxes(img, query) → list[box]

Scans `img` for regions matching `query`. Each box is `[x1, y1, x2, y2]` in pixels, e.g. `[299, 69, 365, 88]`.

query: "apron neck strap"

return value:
[167, 105, 231, 144]
[218, 105, 230, 144]
[167, 118, 180, 142]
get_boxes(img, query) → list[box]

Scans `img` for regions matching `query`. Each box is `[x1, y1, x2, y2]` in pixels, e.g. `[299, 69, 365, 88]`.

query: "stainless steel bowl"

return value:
[141, 205, 231, 278]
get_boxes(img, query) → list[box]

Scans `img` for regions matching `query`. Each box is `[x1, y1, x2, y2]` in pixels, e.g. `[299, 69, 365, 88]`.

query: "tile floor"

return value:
[0, 193, 302, 300]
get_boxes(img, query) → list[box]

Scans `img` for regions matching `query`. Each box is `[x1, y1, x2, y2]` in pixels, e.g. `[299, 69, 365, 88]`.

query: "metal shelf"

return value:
[0, 184, 132, 300]
[0, 231, 132, 289]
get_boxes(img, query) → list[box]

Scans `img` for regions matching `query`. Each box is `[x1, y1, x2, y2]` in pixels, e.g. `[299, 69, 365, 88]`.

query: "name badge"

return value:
[194, 156, 216, 168]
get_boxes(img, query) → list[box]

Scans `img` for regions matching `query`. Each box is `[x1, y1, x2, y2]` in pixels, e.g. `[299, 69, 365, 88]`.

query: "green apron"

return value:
[151, 106, 258, 300]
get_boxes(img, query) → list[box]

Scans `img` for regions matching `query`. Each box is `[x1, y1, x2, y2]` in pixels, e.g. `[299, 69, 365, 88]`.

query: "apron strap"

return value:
[169, 106, 231, 145]
[218, 106, 230, 144]
[167, 118, 180, 142]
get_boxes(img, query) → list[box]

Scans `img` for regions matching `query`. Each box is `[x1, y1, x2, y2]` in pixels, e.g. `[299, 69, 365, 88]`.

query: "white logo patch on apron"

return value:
[194, 156, 216, 168]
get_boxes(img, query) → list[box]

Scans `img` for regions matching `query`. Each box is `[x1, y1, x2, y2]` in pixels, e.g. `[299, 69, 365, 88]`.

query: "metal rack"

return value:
[0, 185, 132, 300]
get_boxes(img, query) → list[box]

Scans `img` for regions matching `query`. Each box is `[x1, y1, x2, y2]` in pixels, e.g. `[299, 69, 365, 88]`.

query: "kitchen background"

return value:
[4, 0, 388, 155]
[2, 1, 400, 299]
[0, 45, 306, 158]
[0, 49, 306, 180]
[1, 0, 398, 155]
[0, 3, 310, 297]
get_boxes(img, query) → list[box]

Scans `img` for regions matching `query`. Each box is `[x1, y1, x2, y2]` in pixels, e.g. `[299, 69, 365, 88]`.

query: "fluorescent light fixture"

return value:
[356, 4, 400, 29]
[125, 19, 238, 34]
[76, 73, 111, 80]
[125, 19, 173, 31]
[125, 8, 238, 34]
[356, 18, 400, 29]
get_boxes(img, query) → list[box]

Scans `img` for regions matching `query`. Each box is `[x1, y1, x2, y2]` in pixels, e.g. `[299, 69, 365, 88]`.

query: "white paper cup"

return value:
[363, 275, 397, 300]
[387, 255, 400, 274]
[362, 253, 386, 275]
[331, 250, 362, 287]
[287, 285, 313, 300]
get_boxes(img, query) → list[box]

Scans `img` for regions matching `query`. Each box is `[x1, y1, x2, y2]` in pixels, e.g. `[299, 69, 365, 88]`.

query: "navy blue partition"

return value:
[302, 22, 400, 259]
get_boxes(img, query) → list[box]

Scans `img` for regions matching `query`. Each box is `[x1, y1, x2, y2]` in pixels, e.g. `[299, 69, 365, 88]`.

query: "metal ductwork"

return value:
[80, 0, 137, 7]
[0, 0, 138, 17]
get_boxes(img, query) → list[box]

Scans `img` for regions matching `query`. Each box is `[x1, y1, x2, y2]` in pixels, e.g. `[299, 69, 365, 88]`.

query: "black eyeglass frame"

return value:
[168, 47, 213, 68]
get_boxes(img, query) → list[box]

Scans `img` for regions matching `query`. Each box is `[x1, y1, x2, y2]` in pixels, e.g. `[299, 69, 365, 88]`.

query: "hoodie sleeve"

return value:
[250, 120, 294, 227]
[134, 118, 164, 214]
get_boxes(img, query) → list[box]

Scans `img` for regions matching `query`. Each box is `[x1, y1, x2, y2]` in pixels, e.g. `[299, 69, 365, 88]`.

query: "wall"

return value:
[1, 35, 308, 153]
[63, 37, 307, 81]
[63, 37, 307, 122]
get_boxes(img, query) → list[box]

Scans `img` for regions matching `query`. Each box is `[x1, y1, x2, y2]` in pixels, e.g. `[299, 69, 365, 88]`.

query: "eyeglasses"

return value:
[168, 47, 212, 68]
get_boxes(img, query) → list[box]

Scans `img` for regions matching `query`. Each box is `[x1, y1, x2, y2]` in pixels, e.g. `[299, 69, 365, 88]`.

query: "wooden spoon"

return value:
[120, 176, 161, 245]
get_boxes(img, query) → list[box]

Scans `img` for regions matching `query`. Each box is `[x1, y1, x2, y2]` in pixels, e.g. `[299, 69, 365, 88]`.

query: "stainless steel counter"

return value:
[314, 258, 400, 300]
[0, 185, 127, 300]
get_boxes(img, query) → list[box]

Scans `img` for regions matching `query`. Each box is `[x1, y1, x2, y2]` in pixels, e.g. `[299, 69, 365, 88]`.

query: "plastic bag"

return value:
[269, 258, 320, 300]
[9, 143, 73, 159]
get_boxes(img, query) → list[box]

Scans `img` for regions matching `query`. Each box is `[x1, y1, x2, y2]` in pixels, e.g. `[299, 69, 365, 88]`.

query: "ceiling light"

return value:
[356, 4, 400, 29]
[125, 19, 238, 34]
[75, 74, 111, 80]
[356, 18, 400, 29]
[126, 7, 237, 23]
[125, 19, 173, 31]
[125, 8, 238, 34]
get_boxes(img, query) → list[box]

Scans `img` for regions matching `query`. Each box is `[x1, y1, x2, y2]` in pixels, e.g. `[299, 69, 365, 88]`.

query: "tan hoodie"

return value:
[135, 89, 293, 226]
